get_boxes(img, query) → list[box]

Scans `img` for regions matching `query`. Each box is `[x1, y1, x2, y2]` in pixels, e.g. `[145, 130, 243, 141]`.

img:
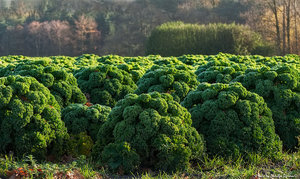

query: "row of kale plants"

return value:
[0, 53, 299, 173]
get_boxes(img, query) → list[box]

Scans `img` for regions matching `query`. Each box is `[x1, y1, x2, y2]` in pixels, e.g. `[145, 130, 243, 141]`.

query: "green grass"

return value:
[191, 152, 299, 178]
[1, 150, 299, 179]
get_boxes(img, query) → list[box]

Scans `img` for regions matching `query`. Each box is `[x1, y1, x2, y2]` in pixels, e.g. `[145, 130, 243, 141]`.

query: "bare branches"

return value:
[75, 15, 101, 54]
[244, 0, 300, 55]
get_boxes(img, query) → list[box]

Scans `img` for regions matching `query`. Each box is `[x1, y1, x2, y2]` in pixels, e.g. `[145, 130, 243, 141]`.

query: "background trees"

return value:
[0, 0, 299, 56]
[242, 0, 300, 55]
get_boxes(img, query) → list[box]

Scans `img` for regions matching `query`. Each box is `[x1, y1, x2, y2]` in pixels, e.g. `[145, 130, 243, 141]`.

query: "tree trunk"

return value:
[58, 38, 61, 55]
[287, 0, 291, 53]
[282, 3, 286, 55]
[271, 0, 281, 54]
[294, 0, 298, 53]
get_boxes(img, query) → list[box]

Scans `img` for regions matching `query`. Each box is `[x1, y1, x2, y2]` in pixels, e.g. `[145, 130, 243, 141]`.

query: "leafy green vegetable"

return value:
[75, 64, 137, 107]
[182, 82, 282, 158]
[62, 103, 111, 141]
[93, 92, 205, 173]
[0, 60, 87, 108]
[0, 75, 68, 159]
[136, 65, 199, 102]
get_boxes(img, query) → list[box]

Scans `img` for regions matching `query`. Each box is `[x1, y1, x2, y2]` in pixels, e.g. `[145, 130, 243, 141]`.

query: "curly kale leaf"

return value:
[93, 92, 205, 173]
[182, 82, 282, 158]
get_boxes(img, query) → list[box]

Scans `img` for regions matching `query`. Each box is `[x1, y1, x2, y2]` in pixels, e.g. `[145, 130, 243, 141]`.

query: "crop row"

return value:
[0, 53, 299, 173]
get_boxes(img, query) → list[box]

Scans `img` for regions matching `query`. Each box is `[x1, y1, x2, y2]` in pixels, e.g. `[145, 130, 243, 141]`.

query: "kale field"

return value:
[0, 53, 299, 178]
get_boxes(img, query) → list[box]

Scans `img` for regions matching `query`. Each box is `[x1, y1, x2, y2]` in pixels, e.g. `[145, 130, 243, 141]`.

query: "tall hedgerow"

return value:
[146, 22, 273, 56]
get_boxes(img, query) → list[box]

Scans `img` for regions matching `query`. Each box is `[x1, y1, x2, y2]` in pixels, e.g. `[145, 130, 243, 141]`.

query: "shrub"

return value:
[93, 92, 205, 173]
[251, 43, 276, 56]
[146, 22, 273, 56]
[135, 65, 199, 102]
[0, 75, 68, 159]
[62, 103, 111, 141]
[182, 82, 282, 158]
[75, 64, 137, 107]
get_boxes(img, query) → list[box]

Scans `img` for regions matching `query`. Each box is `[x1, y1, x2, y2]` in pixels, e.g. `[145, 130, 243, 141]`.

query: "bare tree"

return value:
[2, 25, 25, 55]
[75, 15, 101, 54]
[243, 0, 300, 55]
[27, 21, 42, 56]
[286, 0, 291, 53]
[282, 1, 286, 55]
[48, 20, 72, 55]
[270, 0, 282, 54]
[293, 0, 298, 53]
[27, 20, 74, 56]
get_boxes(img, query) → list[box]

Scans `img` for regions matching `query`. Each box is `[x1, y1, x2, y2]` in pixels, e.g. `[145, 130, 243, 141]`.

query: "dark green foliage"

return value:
[124, 56, 154, 71]
[0, 53, 299, 173]
[98, 55, 151, 82]
[62, 103, 111, 141]
[74, 54, 100, 69]
[147, 22, 272, 56]
[93, 92, 205, 173]
[0, 55, 26, 67]
[0, 75, 68, 159]
[75, 64, 137, 107]
[116, 63, 146, 82]
[251, 43, 276, 56]
[194, 54, 299, 150]
[233, 64, 300, 149]
[98, 55, 146, 82]
[225, 54, 258, 65]
[101, 142, 140, 173]
[182, 82, 282, 158]
[0, 60, 87, 108]
[153, 57, 186, 67]
[177, 55, 207, 67]
[67, 132, 94, 157]
[255, 55, 300, 69]
[48, 56, 77, 71]
[97, 55, 125, 65]
[135, 65, 199, 102]
[195, 57, 250, 83]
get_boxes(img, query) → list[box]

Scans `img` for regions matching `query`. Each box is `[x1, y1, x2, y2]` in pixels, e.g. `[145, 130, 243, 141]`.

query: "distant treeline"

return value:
[0, 0, 299, 56]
